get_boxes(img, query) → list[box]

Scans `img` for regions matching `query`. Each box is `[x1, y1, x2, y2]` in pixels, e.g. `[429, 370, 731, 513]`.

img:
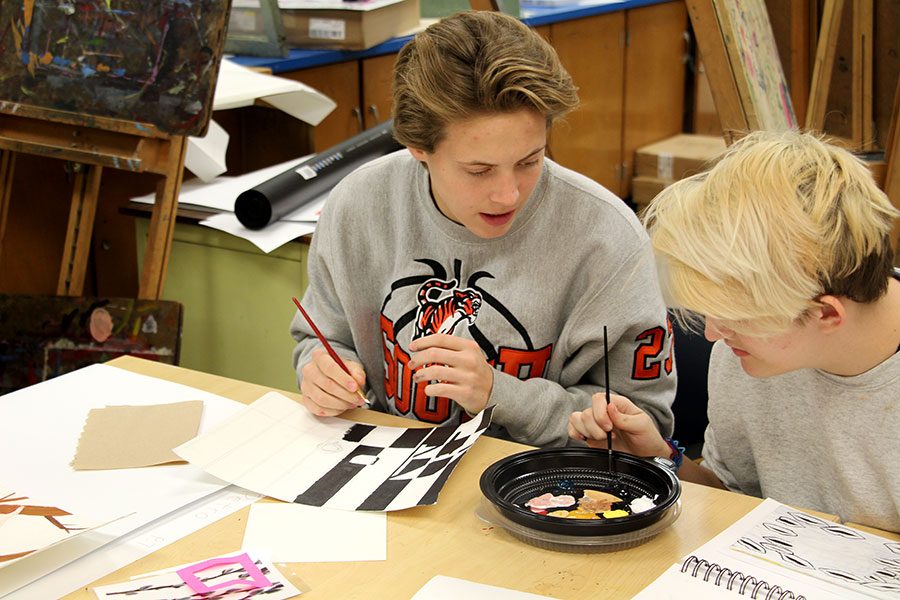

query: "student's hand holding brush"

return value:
[294, 297, 370, 417]
[299, 348, 369, 417]
[568, 393, 671, 459]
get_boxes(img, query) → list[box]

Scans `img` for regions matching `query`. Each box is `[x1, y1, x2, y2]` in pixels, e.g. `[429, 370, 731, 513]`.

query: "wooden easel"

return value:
[885, 79, 900, 257]
[688, 0, 899, 255]
[686, 0, 797, 144]
[0, 104, 187, 300]
[805, 0, 874, 151]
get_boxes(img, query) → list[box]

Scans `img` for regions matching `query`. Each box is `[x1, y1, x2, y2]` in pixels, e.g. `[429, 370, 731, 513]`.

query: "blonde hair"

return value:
[643, 129, 900, 335]
[391, 11, 579, 152]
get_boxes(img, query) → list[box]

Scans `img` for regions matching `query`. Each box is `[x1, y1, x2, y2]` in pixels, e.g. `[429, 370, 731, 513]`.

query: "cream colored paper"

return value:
[242, 502, 386, 562]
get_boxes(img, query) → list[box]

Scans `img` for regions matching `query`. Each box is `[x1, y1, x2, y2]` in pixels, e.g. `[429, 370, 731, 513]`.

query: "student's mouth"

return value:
[729, 345, 750, 357]
[480, 210, 515, 227]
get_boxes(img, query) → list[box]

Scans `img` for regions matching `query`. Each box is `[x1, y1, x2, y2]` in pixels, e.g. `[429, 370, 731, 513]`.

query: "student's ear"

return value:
[812, 295, 845, 333]
[407, 146, 429, 162]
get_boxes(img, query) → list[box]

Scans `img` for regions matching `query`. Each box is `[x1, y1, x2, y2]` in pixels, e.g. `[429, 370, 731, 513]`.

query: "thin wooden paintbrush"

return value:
[292, 297, 370, 406]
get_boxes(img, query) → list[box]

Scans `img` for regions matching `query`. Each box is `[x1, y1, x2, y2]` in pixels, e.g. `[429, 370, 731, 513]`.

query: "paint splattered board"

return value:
[0, 294, 182, 396]
[687, 0, 796, 142]
[0, 0, 232, 136]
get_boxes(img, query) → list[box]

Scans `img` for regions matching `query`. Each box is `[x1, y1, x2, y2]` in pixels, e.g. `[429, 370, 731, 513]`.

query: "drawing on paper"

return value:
[731, 505, 900, 597]
[0, 491, 91, 565]
[174, 392, 494, 511]
[92, 553, 301, 599]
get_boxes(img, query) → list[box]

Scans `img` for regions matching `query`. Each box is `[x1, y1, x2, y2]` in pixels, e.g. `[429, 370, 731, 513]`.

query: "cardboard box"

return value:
[281, 0, 421, 51]
[631, 175, 673, 206]
[634, 134, 726, 181]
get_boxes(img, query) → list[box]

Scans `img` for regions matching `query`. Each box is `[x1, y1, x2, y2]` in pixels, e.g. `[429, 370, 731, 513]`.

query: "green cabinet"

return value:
[137, 219, 309, 391]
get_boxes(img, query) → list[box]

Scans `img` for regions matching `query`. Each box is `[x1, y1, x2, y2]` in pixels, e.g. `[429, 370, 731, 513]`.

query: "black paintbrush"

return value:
[603, 325, 615, 473]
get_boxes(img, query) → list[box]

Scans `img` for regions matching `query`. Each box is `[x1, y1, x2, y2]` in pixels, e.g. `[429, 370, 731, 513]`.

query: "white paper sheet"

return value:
[130, 156, 326, 253]
[184, 120, 229, 182]
[213, 59, 335, 125]
[411, 576, 561, 600]
[174, 392, 493, 512]
[242, 502, 386, 563]
[0, 365, 245, 598]
[184, 59, 336, 181]
[8, 486, 259, 600]
[199, 212, 318, 253]
[130, 157, 309, 213]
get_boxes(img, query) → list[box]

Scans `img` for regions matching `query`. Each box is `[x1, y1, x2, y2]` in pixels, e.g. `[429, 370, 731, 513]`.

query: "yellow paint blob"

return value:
[602, 509, 630, 519]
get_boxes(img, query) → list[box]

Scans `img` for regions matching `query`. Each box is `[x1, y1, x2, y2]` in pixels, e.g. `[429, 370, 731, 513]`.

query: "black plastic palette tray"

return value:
[478, 448, 682, 551]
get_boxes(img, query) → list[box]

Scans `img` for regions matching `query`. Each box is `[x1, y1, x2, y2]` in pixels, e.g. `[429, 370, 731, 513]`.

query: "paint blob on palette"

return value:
[523, 482, 657, 520]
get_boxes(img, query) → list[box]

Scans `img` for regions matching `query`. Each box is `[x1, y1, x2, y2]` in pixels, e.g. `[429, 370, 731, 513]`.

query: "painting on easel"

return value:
[0, 0, 232, 136]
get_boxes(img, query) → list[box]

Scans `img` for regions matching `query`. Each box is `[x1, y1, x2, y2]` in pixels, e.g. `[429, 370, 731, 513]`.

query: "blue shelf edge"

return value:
[228, 0, 674, 74]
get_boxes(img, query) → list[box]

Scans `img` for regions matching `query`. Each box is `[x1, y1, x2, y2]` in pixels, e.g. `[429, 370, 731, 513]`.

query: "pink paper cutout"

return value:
[176, 553, 272, 594]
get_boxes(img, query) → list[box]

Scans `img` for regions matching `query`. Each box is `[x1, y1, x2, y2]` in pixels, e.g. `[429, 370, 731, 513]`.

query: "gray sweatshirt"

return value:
[703, 341, 900, 532]
[291, 150, 675, 447]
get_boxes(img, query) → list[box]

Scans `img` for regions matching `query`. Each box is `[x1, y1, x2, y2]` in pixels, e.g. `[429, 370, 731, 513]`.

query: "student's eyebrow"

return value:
[458, 146, 546, 167]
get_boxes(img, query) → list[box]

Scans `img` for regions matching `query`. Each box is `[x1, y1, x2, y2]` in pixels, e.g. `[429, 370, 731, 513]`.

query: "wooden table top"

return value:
[55, 356, 896, 599]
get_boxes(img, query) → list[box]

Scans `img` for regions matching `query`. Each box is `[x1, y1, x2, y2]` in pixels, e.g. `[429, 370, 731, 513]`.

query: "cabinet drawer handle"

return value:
[352, 106, 364, 132]
[368, 104, 381, 123]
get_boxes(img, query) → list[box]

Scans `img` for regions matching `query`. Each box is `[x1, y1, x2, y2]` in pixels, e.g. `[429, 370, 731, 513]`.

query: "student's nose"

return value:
[704, 317, 734, 341]
[490, 171, 520, 207]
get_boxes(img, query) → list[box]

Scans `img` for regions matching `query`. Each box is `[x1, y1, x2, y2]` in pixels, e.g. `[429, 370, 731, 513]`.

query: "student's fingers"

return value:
[345, 359, 368, 390]
[418, 365, 493, 414]
[570, 407, 609, 442]
[312, 348, 364, 395]
[607, 399, 652, 434]
[299, 367, 357, 413]
[589, 393, 615, 432]
[568, 411, 596, 441]
[608, 393, 643, 415]
[299, 352, 363, 415]
[568, 415, 587, 441]
[607, 403, 669, 457]
[296, 390, 346, 417]
[408, 346, 457, 371]
[408, 333, 460, 351]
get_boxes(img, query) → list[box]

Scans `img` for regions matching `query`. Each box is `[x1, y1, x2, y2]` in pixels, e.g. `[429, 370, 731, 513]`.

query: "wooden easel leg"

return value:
[139, 136, 187, 300]
[0, 151, 15, 270]
[57, 163, 103, 296]
[852, 0, 873, 151]
[884, 80, 900, 261]
[805, 0, 843, 132]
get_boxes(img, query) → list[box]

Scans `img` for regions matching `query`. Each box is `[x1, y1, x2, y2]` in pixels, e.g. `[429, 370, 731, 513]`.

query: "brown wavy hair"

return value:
[392, 11, 579, 152]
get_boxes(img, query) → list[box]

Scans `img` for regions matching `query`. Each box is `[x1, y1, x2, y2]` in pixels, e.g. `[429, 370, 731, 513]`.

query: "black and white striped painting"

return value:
[175, 392, 494, 511]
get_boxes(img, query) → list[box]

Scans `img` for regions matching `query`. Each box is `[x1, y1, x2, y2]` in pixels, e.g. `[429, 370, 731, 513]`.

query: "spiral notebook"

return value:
[634, 498, 900, 600]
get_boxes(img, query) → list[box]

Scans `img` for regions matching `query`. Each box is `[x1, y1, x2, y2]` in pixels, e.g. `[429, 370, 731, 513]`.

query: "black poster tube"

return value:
[234, 119, 403, 230]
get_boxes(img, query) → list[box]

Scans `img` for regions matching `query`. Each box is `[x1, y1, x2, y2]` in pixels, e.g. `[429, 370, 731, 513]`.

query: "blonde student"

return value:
[569, 129, 900, 532]
[291, 11, 676, 447]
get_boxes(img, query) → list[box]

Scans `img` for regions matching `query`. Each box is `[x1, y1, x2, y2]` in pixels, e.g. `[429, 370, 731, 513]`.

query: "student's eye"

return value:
[467, 169, 490, 177]
[518, 159, 540, 169]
